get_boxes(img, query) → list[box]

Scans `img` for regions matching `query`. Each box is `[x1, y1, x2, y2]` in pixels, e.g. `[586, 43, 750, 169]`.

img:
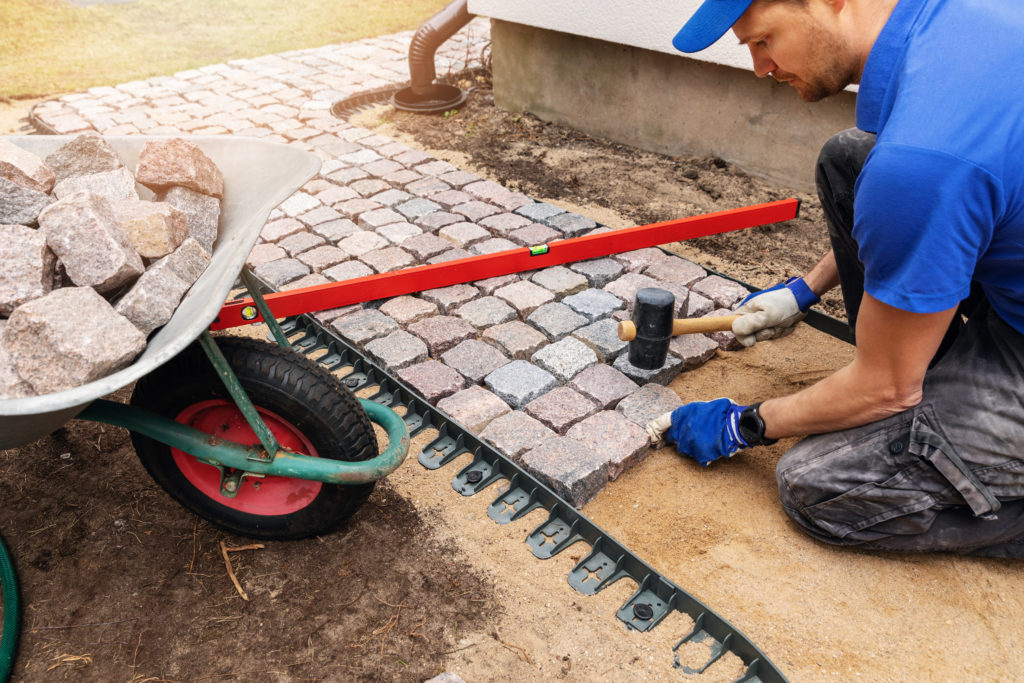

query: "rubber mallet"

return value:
[617, 287, 739, 369]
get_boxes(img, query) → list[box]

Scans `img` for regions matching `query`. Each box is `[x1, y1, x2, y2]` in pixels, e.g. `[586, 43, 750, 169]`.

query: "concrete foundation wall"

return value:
[490, 20, 857, 189]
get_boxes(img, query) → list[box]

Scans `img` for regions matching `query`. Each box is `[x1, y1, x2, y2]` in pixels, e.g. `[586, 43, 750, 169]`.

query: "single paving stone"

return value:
[331, 308, 399, 346]
[282, 273, 331, 290]
[323, 259, 374, 282]
[462, 180, 510, 202]
[482, 320, 548, 360]
[135, 137, 224, 198]
[428, 247, 471, 264]
[473, 274, 519, 295]
[297, 205, 343, 227]
[298, 245, 348, 271]
[670, 333, 720, 369]
[569, 258, 625, 288]
[0, 224, 56, 316]
[43, 133, 123, 184]
[470, 237, 518, 255]
[5, 287, 146, 395]
[375, 220, 421, 245]
[479, 212, 531, 236]
[162, 237, 209, 284]
[494, 280, 555, 317]
[520, 436, 609, 508]
[421, 284, 479, 314]
[405, 177, 451, 197]
[493, 191, 533, 212]
[339, 230, 388, 257]
[396, 197, 442, 221]
[370, 188, 413, 207]
[515, 202, 564, 222]
[454, 295, 516, 329]
[0, 139, 54, 193]
[400, 233, 452, 260]
[260, 217, 306, 242]
[111, 200, 187, 259]
[692, 275, 750, 309]
[363, 159, 405, 178]
[569, 363, 639, 410]
[442, 339, 511, 384]
[572, 318, 628, 361]
[397, 359, 465, 403]
[246, 243, 286, 268]
[365, 329, 428, 371]
[644, 257, 706, 287]
[350, 178, 391, 197]
[607, 274, 690, 318]
[393, 149, 434, 166]
[531, 265, 588, 298]
[452, 200, 500, 222]
[383, 168, 423, 186]
[527, 302, 588, 341]
[157, 186, 220, 252]
[484, 359, 558, 410]
[359, 245, 414, 272]
[525, 386, 599, 435]
[114, 259, 190, 335]
[407, 315, 476, 356]
[566, 411, 649, 480]
[253, 258, 310, 288]
[358, 207, 405, 230]
[686, 291, 715, 318]
[415, 210, 463, 231]
[279, 231, 327, 256]
[335, 197, 383, 220]
[0, 178, 54, 225]
[562, 288, 623, 322]
[279, 192, 322, 218]
[706, 308, 745, 350]
[438, 170, 481, 189]
[38, 192, 144, 295]
[543, 212, 597, 237]
[509, 222, 559, 247]
[479, 411, 556, 460]
[315, 185, 360, 205]
[430, 189, 473, 208]
[53, 166, 139, 202]
[436, 385, 511, 434]
[531, 336, 598, 383]
[613, 349, 685, 385]
[379, 295, 437, 324]
[616, 383, 684, 431]
[438, 221, 490, 249]
[0, 320, 35, 398]
[613, 247, 670, 273]
[414, 159, 458, 176]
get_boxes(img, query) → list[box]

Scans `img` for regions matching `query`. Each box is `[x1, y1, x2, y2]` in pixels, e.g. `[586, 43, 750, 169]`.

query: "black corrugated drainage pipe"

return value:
[391, 0, 472, 113]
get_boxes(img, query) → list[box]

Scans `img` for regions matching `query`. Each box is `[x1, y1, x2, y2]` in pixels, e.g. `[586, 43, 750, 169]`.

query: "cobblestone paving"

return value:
[31, 20, 745, 507]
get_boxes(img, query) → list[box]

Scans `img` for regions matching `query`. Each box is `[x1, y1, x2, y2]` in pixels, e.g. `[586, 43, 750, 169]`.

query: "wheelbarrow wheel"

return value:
[130, 336, 377, 540]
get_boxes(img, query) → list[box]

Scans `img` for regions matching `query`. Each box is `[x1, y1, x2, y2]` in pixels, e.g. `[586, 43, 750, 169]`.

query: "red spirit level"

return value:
[212, 198, 799, 330]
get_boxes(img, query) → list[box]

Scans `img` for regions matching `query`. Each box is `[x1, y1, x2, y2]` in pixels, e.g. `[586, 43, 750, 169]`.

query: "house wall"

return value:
[466, 3, 858, 189]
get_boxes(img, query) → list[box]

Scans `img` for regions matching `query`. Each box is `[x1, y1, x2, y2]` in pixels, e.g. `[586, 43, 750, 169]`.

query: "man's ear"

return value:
[824, 0, 847, 14]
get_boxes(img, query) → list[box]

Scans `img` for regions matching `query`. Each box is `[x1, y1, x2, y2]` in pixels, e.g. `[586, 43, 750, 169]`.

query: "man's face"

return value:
[733, 0, 859, 102]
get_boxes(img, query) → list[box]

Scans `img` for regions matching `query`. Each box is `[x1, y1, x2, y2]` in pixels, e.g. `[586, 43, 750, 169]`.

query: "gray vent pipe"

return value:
[392, 0, 472, 113]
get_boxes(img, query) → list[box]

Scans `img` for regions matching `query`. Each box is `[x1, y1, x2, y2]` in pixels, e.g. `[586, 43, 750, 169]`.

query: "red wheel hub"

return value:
[172, 400, 323, 515]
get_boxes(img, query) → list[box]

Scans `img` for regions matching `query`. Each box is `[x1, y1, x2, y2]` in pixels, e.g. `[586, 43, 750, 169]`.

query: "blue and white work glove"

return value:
[732, 277, 820, 347]
[646, 398, 775, 466]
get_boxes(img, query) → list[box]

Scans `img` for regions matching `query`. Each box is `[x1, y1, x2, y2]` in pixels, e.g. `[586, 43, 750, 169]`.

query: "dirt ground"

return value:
[2, 81, 1022, 683]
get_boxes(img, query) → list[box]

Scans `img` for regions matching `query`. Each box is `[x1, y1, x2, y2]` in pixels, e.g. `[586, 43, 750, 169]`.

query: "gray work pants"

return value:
[775, 129, 1024, 557]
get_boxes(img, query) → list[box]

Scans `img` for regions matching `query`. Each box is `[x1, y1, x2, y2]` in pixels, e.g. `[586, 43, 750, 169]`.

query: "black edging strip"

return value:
[270, 306, 789, 683]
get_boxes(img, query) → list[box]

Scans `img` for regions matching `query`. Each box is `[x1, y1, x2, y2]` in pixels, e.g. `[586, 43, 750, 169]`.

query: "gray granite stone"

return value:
[357, 207, 404, 230]
[313, 218, 361, 242]
[613, 247, 669, 273]
[644, 257, 706, 287]
[670, 333, 720, 369]
[364, 329, 429, 371]
[463, 180, 510, 202]
[612, 351, 684, 385]
[53, 167, 139, 202]
[531, 265, 588, 297]
[421, 284, 479, 314]
[452, 200, 500, 222]
[428, 248, 471, 264]
[562, 288, 624, 322]
[114, 260, 190, 335]
[359, 245, 414, 272]
[569, 363, 640, 410]
[375, 220, 422, 245]
[156, 186, 220, 253]
[415, 210, 463, 231]
[525, 386, 599, 435]
[323, 259, 374, 282]
[397, 359, 465, 403]
[569, 258, 625, 288]
[246, 243, 286, 268]
[615, 383, 684, 431]
[330, 308, 399, 346]
[543, 212, 597, 237]
[470, 237, 518, 255]
[430, 189, 473, 208]
[454, 296, 516, 329]
[482, 320, 548, 360]
[407, 315, 476, 356]
[400, 233, 452, 260]
[441, 339, 511, 384]
[297, 206, 343, 227]
[526, 302, 588, 341]
[278, 231, 326, 256]
[520, 436, 608, 508]
[685, 291, 715, 318]
[136, 137, 223, 198]
[297, 245, 348, 271]
[531, 336, 598, 383]
[484, 359, 558, 410]
[0, 178, 53, 225]
[396, 197, 442, 222]
[606, 273, 690, 318]
[0, 139, 53, 193]
[43, 133, 123, 184]
[566, 411, 649, 480]
[378, 295, 437, 324]
[0, 224, 56, 316]
[515, 202, 564, 221]
[405, 177, 451, 197]
[473, 274, 520, 295]
[339, 230, 388, 257]
[436, 385, 511, 434]
[260, 217, 305, 242]
[350, 178, 391, 197]
[692, 275, 750, 309]
[571, 319, 628, 361]
[479, 212, 532, 236]
[509, 222, 559, 247]
[438, 170, 481, 189]
[335, 197, 383, 220]
[369, 188, 412, 207]
[438, 221, 490, 249]
[479, 411, 556, 460]
[494, 279, 555, 317]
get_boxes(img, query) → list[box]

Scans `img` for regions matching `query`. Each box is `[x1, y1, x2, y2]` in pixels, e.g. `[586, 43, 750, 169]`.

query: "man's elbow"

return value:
[874, 383, 923, 418]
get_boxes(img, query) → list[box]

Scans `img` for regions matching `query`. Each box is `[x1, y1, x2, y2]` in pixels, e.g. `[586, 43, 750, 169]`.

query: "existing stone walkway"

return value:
[30, 20, 752, 507]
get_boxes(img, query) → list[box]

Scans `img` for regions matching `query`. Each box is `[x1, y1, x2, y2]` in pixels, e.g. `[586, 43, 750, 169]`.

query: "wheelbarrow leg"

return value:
[239, 267, 290, 349]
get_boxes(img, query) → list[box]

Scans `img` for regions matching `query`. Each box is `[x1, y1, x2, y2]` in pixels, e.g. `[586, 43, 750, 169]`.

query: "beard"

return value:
[778, 22, 858, 102]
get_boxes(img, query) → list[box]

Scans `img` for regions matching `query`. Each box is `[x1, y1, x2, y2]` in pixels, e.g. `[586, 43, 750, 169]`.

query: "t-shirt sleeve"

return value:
[852, 143, 1003, 313]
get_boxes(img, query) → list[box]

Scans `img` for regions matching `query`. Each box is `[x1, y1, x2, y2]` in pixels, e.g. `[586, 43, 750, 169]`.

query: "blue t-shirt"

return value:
[854, 0, 1024, 334]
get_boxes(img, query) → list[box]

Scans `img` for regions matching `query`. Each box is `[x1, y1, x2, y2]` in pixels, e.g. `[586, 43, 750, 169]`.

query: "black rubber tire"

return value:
[130, 336, 377, 540]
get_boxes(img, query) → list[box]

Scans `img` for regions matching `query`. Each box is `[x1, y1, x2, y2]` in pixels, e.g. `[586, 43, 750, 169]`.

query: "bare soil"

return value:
[2, 82, 1022, 683]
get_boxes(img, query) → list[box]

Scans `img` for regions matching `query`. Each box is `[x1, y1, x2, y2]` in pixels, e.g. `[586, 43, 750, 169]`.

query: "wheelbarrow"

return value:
[0, 135, 410, 540]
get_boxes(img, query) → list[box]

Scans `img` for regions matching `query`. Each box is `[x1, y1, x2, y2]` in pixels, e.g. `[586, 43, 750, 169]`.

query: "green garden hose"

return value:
[0, 533, 19, 683]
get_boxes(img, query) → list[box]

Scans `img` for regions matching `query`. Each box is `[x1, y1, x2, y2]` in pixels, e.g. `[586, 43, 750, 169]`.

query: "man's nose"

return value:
[748, 46, 777, 78]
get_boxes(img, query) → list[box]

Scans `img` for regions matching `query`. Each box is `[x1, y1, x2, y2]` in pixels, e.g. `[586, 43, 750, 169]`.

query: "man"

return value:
[651, 0, 1024, 556]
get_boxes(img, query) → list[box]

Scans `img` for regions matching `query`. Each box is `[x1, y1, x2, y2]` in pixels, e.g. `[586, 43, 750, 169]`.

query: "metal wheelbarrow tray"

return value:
[0, 135, 409, 540]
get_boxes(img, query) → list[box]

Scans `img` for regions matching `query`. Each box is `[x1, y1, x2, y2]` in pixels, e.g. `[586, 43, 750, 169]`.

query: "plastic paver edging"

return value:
[271, 309, 789, 683]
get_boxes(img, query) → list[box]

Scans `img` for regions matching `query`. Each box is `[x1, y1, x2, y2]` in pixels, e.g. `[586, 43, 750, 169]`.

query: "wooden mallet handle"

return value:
[617, 315, 740, 341]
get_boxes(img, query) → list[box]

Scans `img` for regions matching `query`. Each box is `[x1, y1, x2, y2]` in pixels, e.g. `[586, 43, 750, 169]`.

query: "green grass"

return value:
[0, 0, 451, 98]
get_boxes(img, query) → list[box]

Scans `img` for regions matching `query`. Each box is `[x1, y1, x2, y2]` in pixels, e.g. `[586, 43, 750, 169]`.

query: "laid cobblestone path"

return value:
[31, 20, 748, 507]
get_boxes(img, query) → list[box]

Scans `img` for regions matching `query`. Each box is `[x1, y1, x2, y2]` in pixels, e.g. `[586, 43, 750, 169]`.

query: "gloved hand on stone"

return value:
[731, 276, 820, 347]
[657, 398, 752, 467]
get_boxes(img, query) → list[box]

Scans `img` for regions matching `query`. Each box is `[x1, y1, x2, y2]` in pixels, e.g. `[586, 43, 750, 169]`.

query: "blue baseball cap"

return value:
[673, 0, 756, 53]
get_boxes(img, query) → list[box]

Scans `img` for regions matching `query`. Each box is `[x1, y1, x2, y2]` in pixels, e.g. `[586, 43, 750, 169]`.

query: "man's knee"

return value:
[815, 128, 875, 198]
